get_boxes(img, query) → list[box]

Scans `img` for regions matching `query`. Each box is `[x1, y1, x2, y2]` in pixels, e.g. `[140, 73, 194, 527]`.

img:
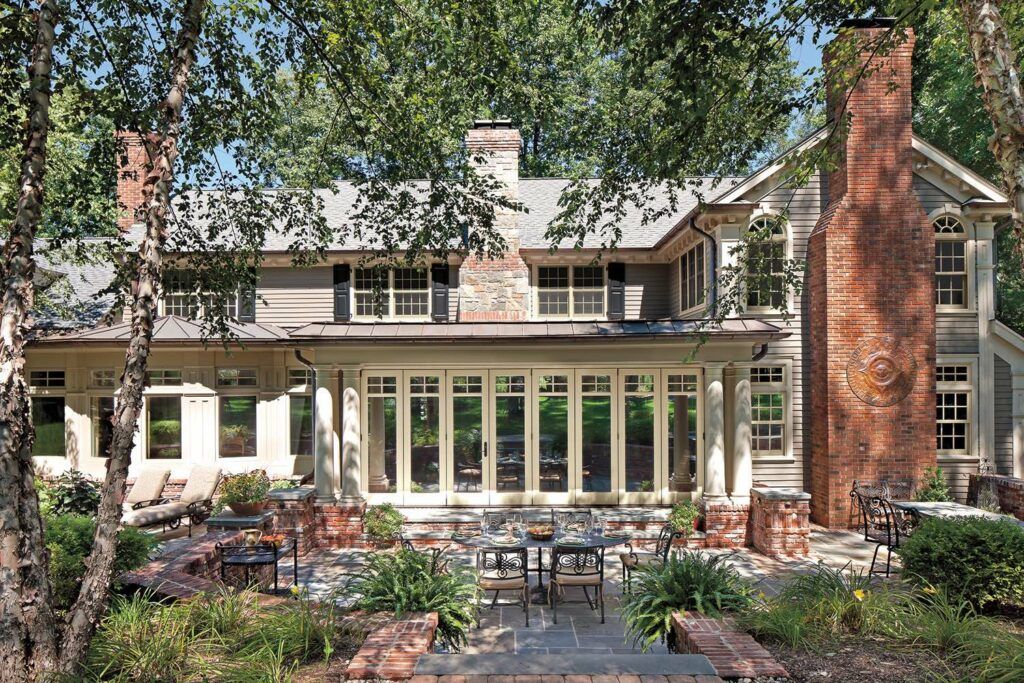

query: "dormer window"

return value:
[535, 265, 606, 319]
[745, 216, 786, 310]
[934, 215, 967, 309]
[354, 267, 430, 319]
[161, 269, 242, 318]
[679, 241, 707, 313]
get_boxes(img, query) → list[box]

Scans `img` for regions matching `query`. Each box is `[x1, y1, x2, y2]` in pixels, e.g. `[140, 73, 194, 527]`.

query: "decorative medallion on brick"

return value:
[846, 336, 918, 407]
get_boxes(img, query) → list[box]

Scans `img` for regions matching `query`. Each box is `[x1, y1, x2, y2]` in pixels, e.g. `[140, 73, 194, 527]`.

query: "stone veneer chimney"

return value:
[458, 120, 530, 321]
[807, 19, 936, 527]
[116, 131, 149, 231]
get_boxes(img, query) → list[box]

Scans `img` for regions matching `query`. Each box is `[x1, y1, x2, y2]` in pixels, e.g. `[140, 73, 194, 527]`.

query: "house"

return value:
[24, 19, 1024, 529]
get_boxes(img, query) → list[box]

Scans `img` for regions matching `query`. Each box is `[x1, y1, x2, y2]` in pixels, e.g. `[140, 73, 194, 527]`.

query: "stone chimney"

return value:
[458, 120, 530, 321]
[116, 131, 148, 230]
[807, 18, 936, 527]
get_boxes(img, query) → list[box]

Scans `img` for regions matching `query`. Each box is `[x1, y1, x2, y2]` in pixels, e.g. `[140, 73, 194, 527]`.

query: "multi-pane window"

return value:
[30, 370, 65, 387]
[680, 241, 706, 312]
[90, 369, 116, 388]
[146, 369, 182, 386]
[288, 368, 312, 388]
[354, 267, 430, 319]
[934, 215, 967, 308]
[746, 216, 786, 309]
[936, 364, 971, 455]
[750, 365, 786, 456]
[216, 368, 258, 387]
[536, 266, 606, 318]
[161, 269, 241, 318]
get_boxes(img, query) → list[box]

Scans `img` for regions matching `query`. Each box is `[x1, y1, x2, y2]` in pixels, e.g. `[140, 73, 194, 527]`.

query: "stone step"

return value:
[415, 654, 718, 677]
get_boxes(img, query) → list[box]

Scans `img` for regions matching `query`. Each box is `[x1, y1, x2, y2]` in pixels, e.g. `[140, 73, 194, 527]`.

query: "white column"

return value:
[340, 368, 363, 502]
[704, 364, 727, 499]
[313, 365, 339, 502]
[731, 367, 753, 501]
[976, 221, 996, 473]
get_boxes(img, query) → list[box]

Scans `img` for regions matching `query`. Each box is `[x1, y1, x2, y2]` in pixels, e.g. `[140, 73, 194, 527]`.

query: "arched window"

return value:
[746, 216, 786, 309]
[934, 215, 967, 308]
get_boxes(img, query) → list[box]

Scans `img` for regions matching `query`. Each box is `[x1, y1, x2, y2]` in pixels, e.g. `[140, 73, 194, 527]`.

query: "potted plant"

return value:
[668, 500, 700, 537]
[364, 503, 405, 548]
[220, 470, 271, 516]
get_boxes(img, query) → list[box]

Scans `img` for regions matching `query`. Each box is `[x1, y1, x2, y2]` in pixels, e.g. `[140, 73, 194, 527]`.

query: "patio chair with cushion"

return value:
[619, 522, 682, 592]
[853, 490, 910, 576]
[549, 543, 605, 624]
[122, 465, 221, 537]
[477, 547, 530, 625]
[122, 468, 170, 513]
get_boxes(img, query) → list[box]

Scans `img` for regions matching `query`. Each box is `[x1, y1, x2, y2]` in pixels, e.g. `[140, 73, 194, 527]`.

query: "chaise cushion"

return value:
[619, 552, 661, 569]
[122, 502, 188, 528]
[179, 465, 221, 505]
[125, 468, 171, 506]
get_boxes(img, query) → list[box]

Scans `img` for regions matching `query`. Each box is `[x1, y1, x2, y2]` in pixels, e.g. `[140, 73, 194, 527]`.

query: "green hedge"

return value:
[898, 516, 1024, 610]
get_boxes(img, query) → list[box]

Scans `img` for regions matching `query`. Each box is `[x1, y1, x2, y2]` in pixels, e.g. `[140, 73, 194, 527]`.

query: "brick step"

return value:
[414, 654, 719, 677]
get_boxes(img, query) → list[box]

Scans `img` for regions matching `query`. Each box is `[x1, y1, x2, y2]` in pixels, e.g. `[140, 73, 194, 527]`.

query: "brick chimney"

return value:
[807, 19, 936, 527]
[458, 120, 530, 321]
[116, 131, 148, 230]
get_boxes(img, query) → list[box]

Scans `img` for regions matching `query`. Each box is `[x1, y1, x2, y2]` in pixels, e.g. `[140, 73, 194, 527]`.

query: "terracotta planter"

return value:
[228, 501, 267, 516]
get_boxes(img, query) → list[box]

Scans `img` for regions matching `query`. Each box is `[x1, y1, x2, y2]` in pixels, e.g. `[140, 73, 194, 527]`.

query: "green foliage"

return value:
[349, 549, 477, 652]
[363, 503, 404, 541]
[914, 466, 954, 502]
[47, 469, 102, 516]
[45, 514, 155, 611]
[219, 471, 271, 506]
[898, 517, 1024, 610]
[667, 500, 700, 536]
[83, 589, 356, 681]
[621, 552, 751, 652]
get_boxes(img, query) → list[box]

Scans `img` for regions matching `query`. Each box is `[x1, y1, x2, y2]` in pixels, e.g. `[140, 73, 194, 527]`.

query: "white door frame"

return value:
[532, 369, 575, 506]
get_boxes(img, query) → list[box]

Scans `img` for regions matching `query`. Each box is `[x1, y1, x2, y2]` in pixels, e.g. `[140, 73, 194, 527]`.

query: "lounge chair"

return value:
[123, 465, 221, 537]
[122, 468, 170, 513]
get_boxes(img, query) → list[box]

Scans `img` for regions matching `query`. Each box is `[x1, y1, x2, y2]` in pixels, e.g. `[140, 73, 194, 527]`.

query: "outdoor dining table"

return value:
[451, 531, 630, 604]
[892, 500, 1024, 526]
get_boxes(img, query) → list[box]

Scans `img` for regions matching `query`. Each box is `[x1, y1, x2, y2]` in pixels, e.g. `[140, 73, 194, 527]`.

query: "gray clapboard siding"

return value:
[667, 258, 681, 316]
[256, 266, 334, 328]
[995, 354, 1013, 475]
[937, 314, 980, 354]
[624, 263, 672, 319]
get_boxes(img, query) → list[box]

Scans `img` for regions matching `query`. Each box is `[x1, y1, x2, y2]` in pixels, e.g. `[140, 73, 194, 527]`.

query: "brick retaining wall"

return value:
[671, 612, 788, 679]
[968, 474, 1024, 521]
[346, 612, 439, 680]
[700, 500, 750, 549]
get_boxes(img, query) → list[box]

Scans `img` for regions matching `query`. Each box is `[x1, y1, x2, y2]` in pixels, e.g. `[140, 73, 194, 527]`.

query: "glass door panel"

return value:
[665, 372, 702, 502]
[577, 371, 616, 504]
[491, 372, 530, 504]
[534, 372, 572, 504]
[448, 373, 487, 505]
[621, 372, 659, 503]
[407, 374, 443, 498]
[364, 376, 400, 499]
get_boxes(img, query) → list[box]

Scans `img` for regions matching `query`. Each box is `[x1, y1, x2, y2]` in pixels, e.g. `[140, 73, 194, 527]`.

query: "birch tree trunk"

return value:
[958, 0, 1024, 242]
[0, 1, 62, 679]
[57, 0, 208, 672]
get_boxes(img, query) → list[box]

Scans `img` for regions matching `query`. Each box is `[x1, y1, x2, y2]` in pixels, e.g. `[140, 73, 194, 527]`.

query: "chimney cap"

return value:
[839, 16, 897, 30]
[473, 119, 513, 130]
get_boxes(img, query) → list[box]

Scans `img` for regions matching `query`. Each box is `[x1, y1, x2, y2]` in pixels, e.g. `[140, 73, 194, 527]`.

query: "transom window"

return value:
[146, 369, 182, 386]
[29, 370, 65, 387]
[354, 267, 430, 319]
[751, 367, 784, 384]
[746, 217, 786, 310]
[161, 269, 241, 318]
[750, 365, 786, 456]
[288, 368, 312, 387]
[90, 369, 116, 388]
[536, 266, 606, 318]
[936, 363, 971, 455]
[934, 215, 967, 308]
[217, 368, 258, 387]
[679, 241, 706, 313]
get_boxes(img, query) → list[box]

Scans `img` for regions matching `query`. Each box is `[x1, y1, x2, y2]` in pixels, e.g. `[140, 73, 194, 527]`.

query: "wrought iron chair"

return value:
[619, 523, 682, 592]
[477, 547, 530, 625]
[854, 491, 911, 576]
[398, 533, 452, 573]
[850, 479, 914, 531]
[549, 544, 605, 624]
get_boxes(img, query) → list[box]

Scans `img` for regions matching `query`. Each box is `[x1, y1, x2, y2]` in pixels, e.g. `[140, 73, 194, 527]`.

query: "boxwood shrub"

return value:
[898, 516, 1024, 610]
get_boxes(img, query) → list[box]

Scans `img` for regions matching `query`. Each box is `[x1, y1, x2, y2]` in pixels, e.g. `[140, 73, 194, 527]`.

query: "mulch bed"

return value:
[760, 637, 964, 682]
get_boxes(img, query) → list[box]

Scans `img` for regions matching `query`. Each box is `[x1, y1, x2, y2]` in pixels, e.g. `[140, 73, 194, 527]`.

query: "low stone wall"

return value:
[346, 612, 439, 681]
[749, 487, 812, 557]
[968, 474, 1024, 521]
[671, 612, 788, 679]
[701, 500, 750, 549]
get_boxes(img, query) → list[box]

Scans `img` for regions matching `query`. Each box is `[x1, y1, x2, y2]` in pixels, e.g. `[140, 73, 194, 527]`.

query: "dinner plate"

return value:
[603, 530, 629, 539]
[558, 536, 585, 546]
[491, 537, 521, 546]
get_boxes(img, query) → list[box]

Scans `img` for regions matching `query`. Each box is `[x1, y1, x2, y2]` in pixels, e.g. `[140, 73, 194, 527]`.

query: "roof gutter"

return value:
[689, 216, 718, 318]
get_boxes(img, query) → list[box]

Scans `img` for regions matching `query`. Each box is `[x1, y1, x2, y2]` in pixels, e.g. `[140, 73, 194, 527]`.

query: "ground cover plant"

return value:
[348, 548, 476, 652]
[621, 551, 751, 652]
[363, 503, 405, 542]
[81, 589, 358, 682]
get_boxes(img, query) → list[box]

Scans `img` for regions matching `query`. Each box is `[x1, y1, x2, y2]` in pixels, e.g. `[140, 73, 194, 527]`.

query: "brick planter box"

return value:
[750, 487, 811, 557]
[671, 612, 788, 680]
[346, 612, 439, 681]
[969, 474, 1024, 522]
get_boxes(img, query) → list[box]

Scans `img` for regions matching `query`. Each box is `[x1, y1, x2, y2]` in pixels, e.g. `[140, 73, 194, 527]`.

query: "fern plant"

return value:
[348, 548, 477, 652]
[621, 552, 751, 652]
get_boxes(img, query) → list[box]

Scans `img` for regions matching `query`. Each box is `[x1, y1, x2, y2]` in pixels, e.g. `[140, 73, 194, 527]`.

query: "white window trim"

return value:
[931, 208, 975, 314]
[678, 240, 708, 316]
[743, 213, 791, 316]
[533, 265, 607, 320]
[352, 266, 433, 321]
[159, 269, 242, 318]
[745, 359, 793, 462]
[936, 355, 979, 461]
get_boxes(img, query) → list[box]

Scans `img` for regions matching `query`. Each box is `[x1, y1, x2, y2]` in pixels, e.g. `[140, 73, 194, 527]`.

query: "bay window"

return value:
[679, 242, 706, 313]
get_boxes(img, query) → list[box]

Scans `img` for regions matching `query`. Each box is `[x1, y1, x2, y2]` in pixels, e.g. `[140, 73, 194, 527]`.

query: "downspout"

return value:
[294, 349, 317, 484]
[689, 216, 718, 318]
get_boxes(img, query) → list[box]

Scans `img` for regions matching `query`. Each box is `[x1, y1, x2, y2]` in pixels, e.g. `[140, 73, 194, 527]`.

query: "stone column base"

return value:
[750, 487, 812, 557]
[700, 498, 751, 549]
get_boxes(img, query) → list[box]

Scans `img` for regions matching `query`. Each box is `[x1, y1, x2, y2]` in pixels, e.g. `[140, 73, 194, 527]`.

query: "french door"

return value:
[575, 370, 618, 505]
[533, 371, 574, 505]
[489, 371, 531, 505]
[619, 370, 661, 504]
[447, 372, 487, 505]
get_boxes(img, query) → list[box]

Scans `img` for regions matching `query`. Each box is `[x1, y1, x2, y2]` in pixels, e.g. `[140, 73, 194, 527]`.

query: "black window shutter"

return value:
[238, 270, 257, 323]
[431, 264, 450, 322]
[333, 264, 351, 321]
[607, 262, 626, 320]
